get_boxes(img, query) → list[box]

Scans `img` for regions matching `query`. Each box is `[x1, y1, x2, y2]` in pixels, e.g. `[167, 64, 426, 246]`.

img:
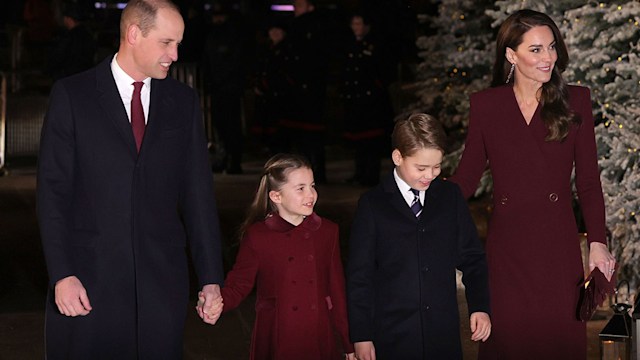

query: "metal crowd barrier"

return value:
[169, 62, 213, 142]
[5, 93, 48, 158]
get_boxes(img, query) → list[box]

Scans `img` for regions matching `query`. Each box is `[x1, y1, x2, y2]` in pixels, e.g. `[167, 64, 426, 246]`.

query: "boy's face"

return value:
[392, 148, 443, 191]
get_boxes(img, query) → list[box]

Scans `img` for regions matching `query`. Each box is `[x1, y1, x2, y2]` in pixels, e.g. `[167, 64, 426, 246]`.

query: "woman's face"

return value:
[507, 25, 557, 87]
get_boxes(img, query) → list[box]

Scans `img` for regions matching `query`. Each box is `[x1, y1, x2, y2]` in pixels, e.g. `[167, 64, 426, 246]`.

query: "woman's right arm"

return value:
[449, 94, 488, 199]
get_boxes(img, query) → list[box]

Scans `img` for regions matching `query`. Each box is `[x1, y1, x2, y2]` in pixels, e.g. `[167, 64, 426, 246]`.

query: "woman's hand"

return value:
[589, 242, 616, 281]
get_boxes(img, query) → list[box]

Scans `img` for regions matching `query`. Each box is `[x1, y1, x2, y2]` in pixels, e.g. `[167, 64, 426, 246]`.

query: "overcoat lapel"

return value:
[141, 78, 172, 157]
[381, 174, 419, 223]
[95, 58, 138, 158]
[420, 178, 442, 223]
[506, 89, 552, 180]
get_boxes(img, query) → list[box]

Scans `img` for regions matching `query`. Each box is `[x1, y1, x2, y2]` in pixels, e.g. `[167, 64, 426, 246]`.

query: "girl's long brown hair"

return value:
[238, 153, 312, 239]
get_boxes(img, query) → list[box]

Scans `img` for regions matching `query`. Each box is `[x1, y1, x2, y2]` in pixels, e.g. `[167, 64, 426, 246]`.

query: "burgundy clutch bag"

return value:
[577, 266, 617, 321]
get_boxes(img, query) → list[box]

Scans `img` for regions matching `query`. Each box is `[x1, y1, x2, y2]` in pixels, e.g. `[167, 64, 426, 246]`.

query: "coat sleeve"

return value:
[346, 194, 377, 342]
[327, 225, 355, 353]
[449, 92, 489, 199]
[453, 185, 490, 315]
[181, 92, 224, 287]
[37, 81, 76, 288]
[572, 87, 607, 245]
[221, 233, 259, 312]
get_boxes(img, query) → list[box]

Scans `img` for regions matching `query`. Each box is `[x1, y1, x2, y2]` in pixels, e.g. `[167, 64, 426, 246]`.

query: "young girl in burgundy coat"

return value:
[202, 153, 355, 360]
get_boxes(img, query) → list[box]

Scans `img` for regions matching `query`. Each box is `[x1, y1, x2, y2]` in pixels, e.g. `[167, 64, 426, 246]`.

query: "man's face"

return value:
[350, 16, 370, 39]
[131, 8, 184, 80]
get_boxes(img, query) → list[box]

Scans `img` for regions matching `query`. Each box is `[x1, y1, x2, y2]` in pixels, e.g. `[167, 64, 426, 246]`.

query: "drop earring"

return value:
[505, 63, 515, 84]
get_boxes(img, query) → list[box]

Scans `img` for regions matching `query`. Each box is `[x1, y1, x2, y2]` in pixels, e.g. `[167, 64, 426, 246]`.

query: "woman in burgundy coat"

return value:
[449, 10, 616, 359]
[204, 154, 354, 360]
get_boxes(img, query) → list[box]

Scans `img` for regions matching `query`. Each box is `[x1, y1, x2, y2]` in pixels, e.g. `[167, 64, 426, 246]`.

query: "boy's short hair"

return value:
[392, 113, 447, 157]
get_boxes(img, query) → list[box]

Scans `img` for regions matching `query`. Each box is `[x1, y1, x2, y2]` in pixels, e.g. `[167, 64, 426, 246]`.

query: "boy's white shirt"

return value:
[393, 168, 425, 207]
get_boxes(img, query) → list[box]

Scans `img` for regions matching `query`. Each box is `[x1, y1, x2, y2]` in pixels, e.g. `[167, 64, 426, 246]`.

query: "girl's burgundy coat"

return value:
[221, 212, 353, 359]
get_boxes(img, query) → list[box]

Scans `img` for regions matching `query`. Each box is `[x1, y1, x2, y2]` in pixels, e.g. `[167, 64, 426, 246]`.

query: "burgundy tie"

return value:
[131, 81, 145, 152]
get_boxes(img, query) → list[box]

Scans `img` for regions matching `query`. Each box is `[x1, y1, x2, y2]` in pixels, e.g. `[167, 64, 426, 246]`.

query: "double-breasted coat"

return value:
[450, 85, 606, 359]
[347, 174, 490, 359]
[37, 56, 224, 359]
[339, 33, 392, 142]
[221, 212, 354, 360]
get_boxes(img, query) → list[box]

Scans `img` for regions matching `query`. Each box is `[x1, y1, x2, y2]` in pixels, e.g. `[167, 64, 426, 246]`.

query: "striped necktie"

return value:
[410, 189, 422, 217]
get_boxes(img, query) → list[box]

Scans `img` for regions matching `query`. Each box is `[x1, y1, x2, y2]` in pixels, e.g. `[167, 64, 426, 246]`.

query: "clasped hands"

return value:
[196, 284, 224, 325]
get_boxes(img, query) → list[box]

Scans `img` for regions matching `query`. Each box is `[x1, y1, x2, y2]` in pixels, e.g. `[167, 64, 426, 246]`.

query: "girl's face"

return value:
[269, 167, 317, 226]
[393, 148, 443, 191]
[507, 25, 557, 87]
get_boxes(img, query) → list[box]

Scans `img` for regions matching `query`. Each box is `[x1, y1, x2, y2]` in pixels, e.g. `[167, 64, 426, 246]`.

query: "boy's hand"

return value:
[470, 312, 491, 342]
[354, 341, 376, 360]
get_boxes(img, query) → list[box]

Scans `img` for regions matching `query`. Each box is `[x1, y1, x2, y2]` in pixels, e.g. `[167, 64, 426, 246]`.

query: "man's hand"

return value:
[195, 284, 223, 325]
[55, 275, 92, 316]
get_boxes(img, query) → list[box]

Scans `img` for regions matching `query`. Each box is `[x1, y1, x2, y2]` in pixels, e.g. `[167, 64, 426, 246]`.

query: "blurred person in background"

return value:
[339, 12, 394, 187]
[251, 19, 292, 155]
[48, 1, 96, 81]
[201, 0, 249, 174]
[280, 0, 329, 183]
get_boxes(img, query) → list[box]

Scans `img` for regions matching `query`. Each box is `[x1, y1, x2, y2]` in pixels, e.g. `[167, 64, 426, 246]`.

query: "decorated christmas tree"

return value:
[413, 0, 640, 289]
[411, 0, 494, 186]
[560, 1, 640, 291]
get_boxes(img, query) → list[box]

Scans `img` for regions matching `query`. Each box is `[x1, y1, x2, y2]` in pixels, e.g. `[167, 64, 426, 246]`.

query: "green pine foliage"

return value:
[561, 2, 640, 291]
[411, 0, 494, 185]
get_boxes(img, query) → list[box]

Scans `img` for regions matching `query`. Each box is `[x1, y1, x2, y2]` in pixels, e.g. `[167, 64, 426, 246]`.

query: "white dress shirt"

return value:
[111, 53, 151, 124]
[393, 168, 425, 208]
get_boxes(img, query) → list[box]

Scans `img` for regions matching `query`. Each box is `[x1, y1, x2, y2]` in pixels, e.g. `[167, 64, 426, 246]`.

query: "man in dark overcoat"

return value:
[36, 0, 224, 358]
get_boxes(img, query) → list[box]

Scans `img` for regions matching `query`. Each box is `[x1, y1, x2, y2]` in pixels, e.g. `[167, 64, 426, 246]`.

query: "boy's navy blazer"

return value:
[347, 172, 490, 359]
[37, 56, 224, 358]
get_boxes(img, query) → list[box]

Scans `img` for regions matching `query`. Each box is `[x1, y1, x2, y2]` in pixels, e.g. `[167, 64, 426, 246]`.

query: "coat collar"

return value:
[264, 212, 322, 232]
[96, 56, 137, 158]
[95, 55, 176, 160]
[381, 172, 443, 223]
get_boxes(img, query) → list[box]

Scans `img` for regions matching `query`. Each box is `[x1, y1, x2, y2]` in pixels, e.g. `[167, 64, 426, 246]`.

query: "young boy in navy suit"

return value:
[347, 113, 491, 360]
